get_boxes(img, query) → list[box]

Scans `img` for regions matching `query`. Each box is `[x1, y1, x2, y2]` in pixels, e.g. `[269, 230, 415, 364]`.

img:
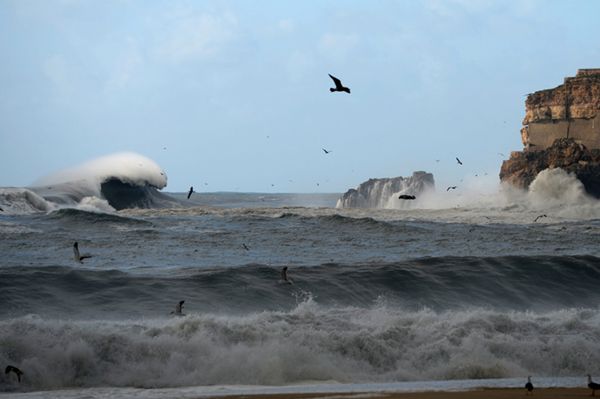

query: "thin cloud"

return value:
[318, 32, 359, 58]
[155, 11, 238, 64]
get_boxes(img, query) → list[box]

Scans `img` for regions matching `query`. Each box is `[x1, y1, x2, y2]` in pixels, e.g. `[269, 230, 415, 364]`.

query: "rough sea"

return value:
[1, 153, 600, 398]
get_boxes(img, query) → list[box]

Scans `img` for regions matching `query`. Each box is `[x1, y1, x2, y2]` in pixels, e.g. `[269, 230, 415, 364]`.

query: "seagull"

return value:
[322, 148, 332, 154]
[398, 195, 416, 200]
[280, 266, 293, 284]
[328, 74, 350, 94]
[456, 157, 463, 165]
[589, 375, 600, 396]
[170, 300, 185, 316]
[73, 242, 92, 264]
[498, 152, 505, 157]
[534, 214, 547, 222]
[525, 376, 533, 395]
[187, 186, 194, 199]
[447, 186, 457, 191]
[242, 243, 250, 251]
[5, 365, 23, 382]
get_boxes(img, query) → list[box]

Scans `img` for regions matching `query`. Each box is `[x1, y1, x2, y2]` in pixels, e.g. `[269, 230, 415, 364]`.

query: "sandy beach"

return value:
[222, 389, 591, 399]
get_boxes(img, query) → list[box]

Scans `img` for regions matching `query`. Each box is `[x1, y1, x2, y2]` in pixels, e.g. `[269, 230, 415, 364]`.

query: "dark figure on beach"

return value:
[280, 266, 292, 284]
[456, 157, 463, 165]
[447, 186, 457, 191]
[73, 242, 92, 264]
[534, 214, 547, 222]
[398, 195, 416, 200]
[5, 365, 23, 382]
[328, 74, 350, 93]
[589, 375, 600, 396]
[525, 376, 533, 395]
[187, 186, 194, 199]
[171, 300, 185, 316]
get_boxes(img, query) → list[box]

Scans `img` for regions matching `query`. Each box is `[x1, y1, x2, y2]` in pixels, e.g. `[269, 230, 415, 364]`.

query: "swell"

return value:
[2, 256, 600, 320]
[47, 208, 153, 225]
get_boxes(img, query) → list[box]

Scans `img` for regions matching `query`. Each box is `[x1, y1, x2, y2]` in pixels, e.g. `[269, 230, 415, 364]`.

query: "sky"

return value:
[1, 0, 599, 193]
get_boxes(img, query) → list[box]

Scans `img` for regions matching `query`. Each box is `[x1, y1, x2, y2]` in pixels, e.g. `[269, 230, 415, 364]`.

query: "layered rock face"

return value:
[336, 171, 434, 208]
[501, 69, 600, 197]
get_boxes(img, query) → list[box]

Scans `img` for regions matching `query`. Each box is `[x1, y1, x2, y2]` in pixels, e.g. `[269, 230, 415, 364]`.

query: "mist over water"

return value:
[2, 156, 600, 396]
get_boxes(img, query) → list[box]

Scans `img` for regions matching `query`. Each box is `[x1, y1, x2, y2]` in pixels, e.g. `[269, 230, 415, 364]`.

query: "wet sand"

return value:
[221, 388, 590, 399]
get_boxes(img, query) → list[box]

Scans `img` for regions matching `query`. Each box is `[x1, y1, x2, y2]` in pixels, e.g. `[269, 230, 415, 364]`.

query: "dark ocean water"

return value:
[2, 165, 600, 396]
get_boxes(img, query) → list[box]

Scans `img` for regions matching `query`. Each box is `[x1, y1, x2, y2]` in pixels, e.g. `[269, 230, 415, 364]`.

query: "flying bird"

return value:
[322, 148, 332, 154]
[187, 186, 194, 199]
[398, 195, 416, 200]
[589, 375, 600, 396]
[171, 300, 185, 316]
[73, 242, 92, 264]
[5, 365, 23, 382]
[242, 243, 250, 251]
[328, 74, 350, 94]
[456, 157, 463, 165]
[525, 376, 533, 395]
[447, 186, 457, 191]
[534, 214, 547, 222]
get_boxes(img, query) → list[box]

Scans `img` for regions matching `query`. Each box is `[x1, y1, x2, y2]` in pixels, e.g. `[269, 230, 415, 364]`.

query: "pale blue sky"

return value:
[1, 0, 599, 193]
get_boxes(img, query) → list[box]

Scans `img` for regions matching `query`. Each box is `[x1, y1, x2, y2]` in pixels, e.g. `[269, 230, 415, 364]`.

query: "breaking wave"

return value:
[2, 302, 600, 390]
[0, 153, 179, 214]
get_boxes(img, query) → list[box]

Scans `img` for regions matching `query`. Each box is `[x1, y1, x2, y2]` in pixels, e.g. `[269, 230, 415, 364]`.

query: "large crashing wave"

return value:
[0, 152, 179, 213]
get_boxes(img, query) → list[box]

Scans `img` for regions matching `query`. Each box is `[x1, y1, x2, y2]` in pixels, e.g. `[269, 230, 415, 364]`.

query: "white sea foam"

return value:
[2, 301, 600, 391]
[34, 152, 167, 192]
[0, 188, 55, 214]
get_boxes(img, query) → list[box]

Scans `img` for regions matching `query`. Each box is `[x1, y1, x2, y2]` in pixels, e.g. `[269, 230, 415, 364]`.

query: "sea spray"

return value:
[2, 305, 600, 390]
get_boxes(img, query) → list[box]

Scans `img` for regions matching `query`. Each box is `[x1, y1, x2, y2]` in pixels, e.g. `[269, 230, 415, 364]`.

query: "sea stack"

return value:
[336, 171, 434, 208]
[500, 69, 600, 197]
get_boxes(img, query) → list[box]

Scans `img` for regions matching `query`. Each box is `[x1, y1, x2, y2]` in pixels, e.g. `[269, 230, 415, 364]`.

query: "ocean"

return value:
[2, 154, 600, 398]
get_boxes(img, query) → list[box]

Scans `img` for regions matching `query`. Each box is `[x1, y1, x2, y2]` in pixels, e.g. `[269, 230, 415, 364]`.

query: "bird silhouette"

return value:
[534, 214, 547, 222]
[447, 186, 457, 191]
[73, 242, 92, 264]
[322, 148, 332, 154]
[328, 74, 350, 93]
[525, 376, 533, 395]
[398, 195, 416, 200]
[187, 186, 194, 199]
[456, 157, 463, 165]
[170, 300, 185, 316]
[242, 243, 250, 251]
[280, 266, 293, 284]
[589, 375, 600, 396]
[5, 365, 23, 382]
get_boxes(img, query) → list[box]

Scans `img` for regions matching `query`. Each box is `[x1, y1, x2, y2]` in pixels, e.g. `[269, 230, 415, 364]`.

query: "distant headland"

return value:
[500, 69, 600, 197]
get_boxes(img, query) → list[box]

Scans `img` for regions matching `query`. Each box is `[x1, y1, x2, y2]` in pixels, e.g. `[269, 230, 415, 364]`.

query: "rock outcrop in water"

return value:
[500, 69, 600, 197]
[336, 171, 434, 208]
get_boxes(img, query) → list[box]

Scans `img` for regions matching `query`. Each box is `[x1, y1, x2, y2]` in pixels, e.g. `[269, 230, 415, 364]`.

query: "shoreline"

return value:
[219, 389, 591, 399]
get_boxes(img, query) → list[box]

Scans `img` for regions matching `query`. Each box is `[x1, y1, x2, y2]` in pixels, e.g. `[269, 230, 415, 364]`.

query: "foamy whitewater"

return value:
[2, 154, 600, 398]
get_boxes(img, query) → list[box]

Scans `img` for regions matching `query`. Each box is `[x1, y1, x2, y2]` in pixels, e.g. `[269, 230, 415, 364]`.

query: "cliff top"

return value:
[524, 69, 600, 124]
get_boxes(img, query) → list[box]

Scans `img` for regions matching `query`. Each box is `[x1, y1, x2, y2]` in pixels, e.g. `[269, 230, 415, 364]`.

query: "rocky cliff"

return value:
[500, 69, 600, 197]
[336, 171, 434, 208]
[500, 138, 600, 197]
